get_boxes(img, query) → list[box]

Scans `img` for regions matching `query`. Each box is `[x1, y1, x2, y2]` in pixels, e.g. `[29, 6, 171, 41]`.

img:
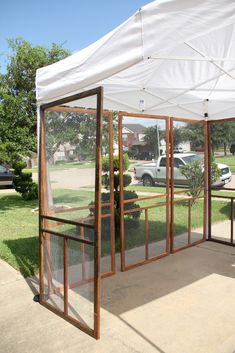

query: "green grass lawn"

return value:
[0, 188, 96, 277]
[52, 188, 96, 208]
[0, 193, 38, 277]
[123, 198, 230, 251]
[211, 189, 235, 198]
[0, 188, 232, 277]
[215, 155, 235, 173]
[126, 184, 187, 194]
[126, 184, 167, 193]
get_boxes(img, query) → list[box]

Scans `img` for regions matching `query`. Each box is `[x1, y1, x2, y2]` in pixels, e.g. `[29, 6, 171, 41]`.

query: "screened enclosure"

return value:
[39, 98, 235, 339]
[36, 0, 235, 340]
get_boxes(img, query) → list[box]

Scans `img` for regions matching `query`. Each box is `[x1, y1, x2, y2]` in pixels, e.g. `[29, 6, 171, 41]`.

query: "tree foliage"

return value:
[0, 38, 70, 165]
[143, 125, 187, 157]
[143, 125, 161, 157]
[210, 121, 235, 155]
[45, 110, 117, 163]
[180, 160, 221, 203]
[183, 121, 235, 155]
[173, 126, 187, 147]
[45, 111, 96, 163]
[180, 161, 205, 202]
[181, 123, 204, 150]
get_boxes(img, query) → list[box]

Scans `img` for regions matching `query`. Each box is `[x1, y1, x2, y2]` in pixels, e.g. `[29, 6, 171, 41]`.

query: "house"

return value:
[122, 124, 191, 159]
[123, 123, 165, 159]
[122, 124, 146, 148]
[122, 123, 155, 159]
[53, 142, 76, 163]
[160, 140, 191, 155]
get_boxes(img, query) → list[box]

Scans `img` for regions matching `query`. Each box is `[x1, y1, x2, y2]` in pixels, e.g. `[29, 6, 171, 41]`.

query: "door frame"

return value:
[38, 87, 103, 339]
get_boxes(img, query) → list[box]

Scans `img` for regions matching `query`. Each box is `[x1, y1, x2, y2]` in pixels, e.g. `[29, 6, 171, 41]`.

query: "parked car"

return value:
[174, 146, 184, 153]
[230, 143, 235, 155]
[133, 151, 155, 160]
[134, 153, 232, 187]
[0, 165, 14, 188]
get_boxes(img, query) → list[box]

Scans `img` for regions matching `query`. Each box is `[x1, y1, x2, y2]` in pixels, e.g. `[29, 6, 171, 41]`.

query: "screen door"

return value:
[39, 87, 103, 339]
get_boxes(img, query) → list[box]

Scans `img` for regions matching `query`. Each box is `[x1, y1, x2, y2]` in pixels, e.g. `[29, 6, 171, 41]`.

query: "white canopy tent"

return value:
[36, 0, 235, 120]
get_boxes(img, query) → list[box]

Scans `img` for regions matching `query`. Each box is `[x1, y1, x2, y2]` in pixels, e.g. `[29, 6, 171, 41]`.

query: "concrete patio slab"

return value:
[0, 242, 235, 353]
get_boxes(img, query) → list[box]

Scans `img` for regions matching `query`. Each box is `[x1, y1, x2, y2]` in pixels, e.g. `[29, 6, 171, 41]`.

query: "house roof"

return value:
[122, 124, 146, 134]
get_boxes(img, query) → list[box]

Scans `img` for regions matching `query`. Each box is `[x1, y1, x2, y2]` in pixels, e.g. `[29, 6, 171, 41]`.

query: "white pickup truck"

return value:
[133, 153, 232, 187]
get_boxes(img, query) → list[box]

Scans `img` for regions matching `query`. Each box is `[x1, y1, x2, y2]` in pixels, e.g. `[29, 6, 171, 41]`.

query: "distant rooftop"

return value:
[122, 124, 146, 134]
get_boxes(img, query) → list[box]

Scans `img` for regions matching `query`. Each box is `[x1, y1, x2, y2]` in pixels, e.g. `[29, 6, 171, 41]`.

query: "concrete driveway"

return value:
[1, 241, 235, 353]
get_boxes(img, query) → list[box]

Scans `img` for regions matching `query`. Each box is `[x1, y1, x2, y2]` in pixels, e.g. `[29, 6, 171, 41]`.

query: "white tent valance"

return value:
[36, 0, 235, 120]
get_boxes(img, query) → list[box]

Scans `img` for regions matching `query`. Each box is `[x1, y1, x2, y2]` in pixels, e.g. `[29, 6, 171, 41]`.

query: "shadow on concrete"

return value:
[25, 275, 39, 296]
[99, 242, 235, 351]
[101, 242, 235, 316]
[3, 237, 40, 301]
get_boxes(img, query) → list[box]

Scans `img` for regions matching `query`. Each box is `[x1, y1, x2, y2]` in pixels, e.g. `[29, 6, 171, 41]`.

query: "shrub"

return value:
[180, 160, 221, 203]
[68, 154, 76, 161]
[102, 154, 129, 173]
[100, 153, 141, 240]
[13, 160, 38, 200]
[180, 161, 204, 202]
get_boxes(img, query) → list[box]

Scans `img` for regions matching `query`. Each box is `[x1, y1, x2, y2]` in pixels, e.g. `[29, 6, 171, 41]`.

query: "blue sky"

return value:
[0, 0, 152, 73]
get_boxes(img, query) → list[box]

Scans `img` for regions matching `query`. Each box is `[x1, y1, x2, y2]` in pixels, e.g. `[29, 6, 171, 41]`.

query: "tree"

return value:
[45, 111, 94, 163]
[143, 125, 187, 158]
[183, 121, 235, 155]
[45, 110, 117, 164]
[181, 123, 204, 150]
[143, 125, 161, 157]
[0, 38, 70, 165]
[173, 126, 186, 147]
[210, 121, 235, 156]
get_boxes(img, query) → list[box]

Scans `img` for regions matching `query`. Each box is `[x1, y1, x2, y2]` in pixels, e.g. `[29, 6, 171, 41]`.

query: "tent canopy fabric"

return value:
[36, 0, 235, 120]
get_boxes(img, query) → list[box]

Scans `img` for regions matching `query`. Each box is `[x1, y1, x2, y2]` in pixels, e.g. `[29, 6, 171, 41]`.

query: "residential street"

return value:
[31, 168, 235, 190]
[32, 168, 96, 189]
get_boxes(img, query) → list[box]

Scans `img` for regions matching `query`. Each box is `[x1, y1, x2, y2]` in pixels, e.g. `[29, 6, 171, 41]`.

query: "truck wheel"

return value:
[142, 175, 154, 186]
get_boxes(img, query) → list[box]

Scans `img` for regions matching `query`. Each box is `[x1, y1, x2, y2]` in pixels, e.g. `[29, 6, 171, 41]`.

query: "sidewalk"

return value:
[1, 242, 235, 353]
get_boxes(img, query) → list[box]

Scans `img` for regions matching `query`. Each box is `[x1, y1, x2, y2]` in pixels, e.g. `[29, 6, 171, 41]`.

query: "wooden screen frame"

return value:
[170, 117, 208, 253]
[207, 118, 235, 247]
[43, 107, 116, 277]
[118, 112, 170, 271]
[38, 87, 103, 339]
[118, 113, 210, 271]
